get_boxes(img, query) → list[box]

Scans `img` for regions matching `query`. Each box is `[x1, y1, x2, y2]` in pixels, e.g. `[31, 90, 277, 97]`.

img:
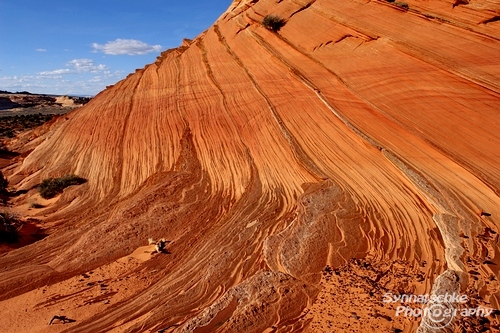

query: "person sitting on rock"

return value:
[154, 238, 171, 254]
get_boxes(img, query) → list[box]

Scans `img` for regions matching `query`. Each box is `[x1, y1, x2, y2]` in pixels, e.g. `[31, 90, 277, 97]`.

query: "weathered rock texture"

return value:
[0, 0, 499, 332]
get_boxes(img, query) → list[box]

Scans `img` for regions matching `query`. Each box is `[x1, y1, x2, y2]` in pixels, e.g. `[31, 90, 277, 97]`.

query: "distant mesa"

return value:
[0, 90, 33, 95]
[0, 90, 91, 116]
[0, 97, 21, 111]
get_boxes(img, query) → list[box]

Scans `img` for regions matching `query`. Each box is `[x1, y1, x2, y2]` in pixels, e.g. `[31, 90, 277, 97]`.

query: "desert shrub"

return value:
[4, 130, 14, 138]
[30, 202, 44, 209]
[395, 2, 409, 9]
[38, 174, 86, 199]
[0, 212, 22, 243]
[262, 15, 286, 32]
[0, 113, 55, 139]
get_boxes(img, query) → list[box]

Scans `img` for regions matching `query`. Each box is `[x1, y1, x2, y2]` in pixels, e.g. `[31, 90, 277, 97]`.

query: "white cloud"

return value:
[0, 75, 50, 92]
[0, 69, 124, 95]
[66, 59, 108, 73]
[92, 39, 162, 55]
[36, 48, 47, 52]
[39, 69, 72, 76]
[38, 59, 108, 77]
[0, 59, 121, 95]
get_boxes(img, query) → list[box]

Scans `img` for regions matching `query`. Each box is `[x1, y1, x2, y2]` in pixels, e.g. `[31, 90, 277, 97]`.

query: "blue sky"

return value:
[0, 1, 232, 96]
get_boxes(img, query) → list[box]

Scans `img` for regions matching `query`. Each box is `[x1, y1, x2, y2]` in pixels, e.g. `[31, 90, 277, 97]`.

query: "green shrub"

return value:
[262, 15, 286, 32]
[0, 212, 22, 243]
[38, 174, 86, 199]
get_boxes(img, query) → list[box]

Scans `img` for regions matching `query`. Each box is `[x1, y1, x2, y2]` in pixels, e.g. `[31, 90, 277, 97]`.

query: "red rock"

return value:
[0, 0, 499, 332]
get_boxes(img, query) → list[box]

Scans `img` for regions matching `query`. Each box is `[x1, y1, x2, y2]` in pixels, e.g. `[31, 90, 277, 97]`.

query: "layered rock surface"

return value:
[0, 0, 499, 332]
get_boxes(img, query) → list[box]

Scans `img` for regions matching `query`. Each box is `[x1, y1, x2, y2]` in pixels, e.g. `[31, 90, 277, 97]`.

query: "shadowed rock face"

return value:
[1, 0, 499, 332]
[0, 97, 21, 111]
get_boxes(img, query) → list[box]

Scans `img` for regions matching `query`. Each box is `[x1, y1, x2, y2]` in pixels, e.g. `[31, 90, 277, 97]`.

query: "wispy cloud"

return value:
[1, 70, 123, 95]
[1, 59, 121, 95]
[39, 69, 72, 76]
[92, 39, 162, 55]
[38, 59, 108, 76]
[36, 48, 47, 52]
[67, 59, 108, 73]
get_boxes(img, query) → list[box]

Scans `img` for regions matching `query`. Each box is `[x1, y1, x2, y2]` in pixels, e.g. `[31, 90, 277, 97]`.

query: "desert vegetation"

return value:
[0, 113, 55, 138]
[0, 211, 22, 243]
[38, 174, 86, 199]
[29, 202, 44, 209]
[262, 15, 286, 32]
[386, 0, 409, 9]
[394, 1, 409, 9]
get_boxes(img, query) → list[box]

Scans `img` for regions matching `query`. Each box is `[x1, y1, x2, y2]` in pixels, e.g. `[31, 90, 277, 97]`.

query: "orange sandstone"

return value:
[0, 0, 499, 332]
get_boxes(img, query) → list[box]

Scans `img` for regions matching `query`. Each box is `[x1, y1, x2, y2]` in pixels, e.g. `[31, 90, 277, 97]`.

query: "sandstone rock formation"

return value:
[0, 0, 499, 332]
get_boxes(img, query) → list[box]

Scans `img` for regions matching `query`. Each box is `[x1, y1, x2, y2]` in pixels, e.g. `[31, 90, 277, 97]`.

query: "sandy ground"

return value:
[0, 245, 158, 333]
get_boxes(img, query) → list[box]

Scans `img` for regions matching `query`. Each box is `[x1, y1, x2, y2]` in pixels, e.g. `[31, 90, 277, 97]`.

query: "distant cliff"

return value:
[0, 91, 91, 115]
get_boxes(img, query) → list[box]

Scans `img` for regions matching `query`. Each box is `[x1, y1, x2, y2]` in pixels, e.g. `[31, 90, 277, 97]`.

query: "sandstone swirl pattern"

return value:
[0, 0, 499, 332]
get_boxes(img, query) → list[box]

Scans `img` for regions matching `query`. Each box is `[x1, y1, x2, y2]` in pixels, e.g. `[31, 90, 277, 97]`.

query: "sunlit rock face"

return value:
[1, 0, 499, 332]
